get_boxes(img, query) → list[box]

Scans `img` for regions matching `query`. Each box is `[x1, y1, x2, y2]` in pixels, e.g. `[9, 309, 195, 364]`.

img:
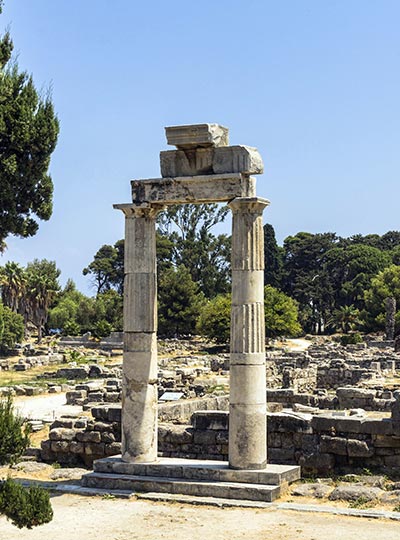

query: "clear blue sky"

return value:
[1, 1, 399, 294]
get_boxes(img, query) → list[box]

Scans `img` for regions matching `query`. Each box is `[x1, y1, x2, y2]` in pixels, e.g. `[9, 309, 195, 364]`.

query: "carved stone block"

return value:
[159, 145, 263, 177]
[165, 123, 229, 149]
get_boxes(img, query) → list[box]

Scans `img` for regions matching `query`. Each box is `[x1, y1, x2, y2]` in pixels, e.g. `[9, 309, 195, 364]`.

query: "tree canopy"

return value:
[0, 4, 59, 248]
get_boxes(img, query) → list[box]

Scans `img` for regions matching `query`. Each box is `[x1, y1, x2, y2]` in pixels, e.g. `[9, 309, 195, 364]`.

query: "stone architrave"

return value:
[114, 203, 163, 463]
[228, 197, 270, 470]
[131, 173, 256, 205]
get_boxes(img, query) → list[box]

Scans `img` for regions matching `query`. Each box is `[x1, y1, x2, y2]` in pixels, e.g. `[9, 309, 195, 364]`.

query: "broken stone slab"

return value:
[165, 124, 229, 149]
[160, 145, 263, 177]
[329, 484, 384, 502]
[291, 483, 333, 498]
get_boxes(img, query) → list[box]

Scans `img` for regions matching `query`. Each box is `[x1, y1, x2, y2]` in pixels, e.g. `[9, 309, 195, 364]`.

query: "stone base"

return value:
[82, 456, 300, 502]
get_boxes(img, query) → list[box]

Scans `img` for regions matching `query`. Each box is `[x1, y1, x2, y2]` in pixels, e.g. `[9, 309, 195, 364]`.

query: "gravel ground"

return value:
[0, 494, 400, 540]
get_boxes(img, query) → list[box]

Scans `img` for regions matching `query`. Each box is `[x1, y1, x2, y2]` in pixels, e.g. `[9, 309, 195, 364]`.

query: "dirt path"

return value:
[14, 393, 82, 421]
[0, 495, 398, 540]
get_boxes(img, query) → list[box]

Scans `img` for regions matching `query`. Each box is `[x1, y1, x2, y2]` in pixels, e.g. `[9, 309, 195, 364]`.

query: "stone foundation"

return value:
[41, 399, 400, 476]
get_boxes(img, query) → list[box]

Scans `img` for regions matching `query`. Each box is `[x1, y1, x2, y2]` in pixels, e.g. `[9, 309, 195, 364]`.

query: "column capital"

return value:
[228, 196, 270, 215]
[113, 202, 165, 219]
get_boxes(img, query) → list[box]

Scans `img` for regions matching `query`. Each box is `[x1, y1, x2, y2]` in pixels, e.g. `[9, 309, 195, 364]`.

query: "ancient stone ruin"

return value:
[80, 124, 300, 500]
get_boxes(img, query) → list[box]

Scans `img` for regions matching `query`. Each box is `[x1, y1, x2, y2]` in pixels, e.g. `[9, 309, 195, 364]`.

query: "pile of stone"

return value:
[12, 353, 65, 372]
[40, 363, 122, 381]
[266, 340, 399, 393]
[66, 379, 121, 406]
[267, 387, 395, 412]
[0, 384, 48, 397]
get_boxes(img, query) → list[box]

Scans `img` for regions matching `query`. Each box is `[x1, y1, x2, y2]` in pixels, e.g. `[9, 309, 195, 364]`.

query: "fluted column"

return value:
[114, 203, 162, 463]
[228, 196, 270, 470]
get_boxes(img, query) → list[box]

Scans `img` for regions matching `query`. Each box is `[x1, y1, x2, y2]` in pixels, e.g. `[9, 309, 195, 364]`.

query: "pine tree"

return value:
[0, 2, 59, 247]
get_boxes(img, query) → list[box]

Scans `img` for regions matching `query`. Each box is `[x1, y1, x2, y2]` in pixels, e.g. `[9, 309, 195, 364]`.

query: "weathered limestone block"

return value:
[121, 381, 158, 462]
[329, 485, 383, 502]
[269, 413, 313, 434]
[230, 364, 266, 404]
[101, 432, 116, 443]
[347, 439, 373, 457]
[319, 435, 347, 455]
[164, 425, 193, 444]
[214, 146, 263, 175]
[268, 447, 295, 462]
[69, 441, 84, 454]
[123, 274, 157, 332]
[124, 212, 157, 274]
[76, 431, 102, 443]
[193, 430, 217, 445]
[51, 418, 77, 429]
[105, 442, 122, 456]
[191, 411, 229, 431]
[301, 452, 336, 474]
[374, 434, 400, 448]
[49, 428, 77, 442]
[123, 351, 157, 383]
[131, 174, 256, 205]
[94, 421, 114, 432]
[84, 443, 105, 455]
[160, 145, 263, 177]
[165, 123, 229, 149]
[50, 441, 70, 452]
[229, 403, 267, 469]
[160, 148, 213, 177]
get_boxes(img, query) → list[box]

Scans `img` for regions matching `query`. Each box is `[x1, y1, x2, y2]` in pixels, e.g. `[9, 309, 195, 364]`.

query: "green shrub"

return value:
[340, 333, 363, 346]
[94, 319, 113, 338]
[0, 303, 24, 354]
[0, 479, 53, 529]
[264, 285, 303, 338]
[197, 294, 231, 344]
[0, 396, 30, 465]
[63, 319, 81, 336]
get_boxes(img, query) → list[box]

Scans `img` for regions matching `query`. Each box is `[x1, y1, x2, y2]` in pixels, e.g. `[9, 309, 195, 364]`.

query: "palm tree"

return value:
[0, 262, 26, 312]
[25, 274, 59, 342]
[331, 305, 361, 334]
[24, 260, 60, 341]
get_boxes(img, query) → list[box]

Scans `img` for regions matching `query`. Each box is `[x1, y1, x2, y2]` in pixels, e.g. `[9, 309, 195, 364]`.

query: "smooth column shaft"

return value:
[120, 206, 158, 463]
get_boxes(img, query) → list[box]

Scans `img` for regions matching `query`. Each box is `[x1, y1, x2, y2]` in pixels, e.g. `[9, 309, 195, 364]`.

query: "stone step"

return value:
[82, 472, 281, 502]
[92, 456, 300, 486]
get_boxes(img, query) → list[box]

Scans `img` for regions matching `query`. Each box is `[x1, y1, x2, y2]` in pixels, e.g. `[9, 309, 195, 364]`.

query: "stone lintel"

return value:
[131, 174, 255, 205]
[160, 145, 263, 178]
[165, 123, 229, 149]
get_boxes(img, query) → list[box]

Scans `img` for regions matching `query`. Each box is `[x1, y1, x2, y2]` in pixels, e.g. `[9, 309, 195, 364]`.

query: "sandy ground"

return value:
[0, 494, 399, 540]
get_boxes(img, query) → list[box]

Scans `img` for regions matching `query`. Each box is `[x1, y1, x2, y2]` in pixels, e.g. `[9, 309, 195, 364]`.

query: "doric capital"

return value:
[228, 197, 270, 215]
[113, 202, 165, 219]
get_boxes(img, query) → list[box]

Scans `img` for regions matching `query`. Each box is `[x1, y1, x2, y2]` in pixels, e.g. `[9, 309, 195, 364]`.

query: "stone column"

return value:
[114, 203, 161, 463]
[228, 196, 269, 470]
